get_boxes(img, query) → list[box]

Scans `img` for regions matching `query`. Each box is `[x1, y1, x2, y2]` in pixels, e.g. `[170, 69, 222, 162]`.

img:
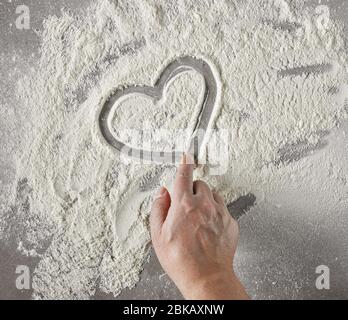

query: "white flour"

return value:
[1, 0, 348, 299]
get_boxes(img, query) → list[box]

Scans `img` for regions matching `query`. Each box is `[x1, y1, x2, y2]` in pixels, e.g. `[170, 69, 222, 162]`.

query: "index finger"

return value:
[173, 154, 194, 199]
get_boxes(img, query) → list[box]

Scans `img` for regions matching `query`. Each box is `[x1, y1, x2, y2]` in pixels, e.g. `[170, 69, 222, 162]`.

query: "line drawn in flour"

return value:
[276, 130, 329, 166]
[227, 194, 257, 220]
[98, 56, 221, 164]
[278, 63, 334, 78]
[263, 19, 302, 32]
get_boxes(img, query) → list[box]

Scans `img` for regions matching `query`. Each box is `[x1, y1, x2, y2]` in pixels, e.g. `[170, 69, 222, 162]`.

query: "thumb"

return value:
[150, 187, 171, 240]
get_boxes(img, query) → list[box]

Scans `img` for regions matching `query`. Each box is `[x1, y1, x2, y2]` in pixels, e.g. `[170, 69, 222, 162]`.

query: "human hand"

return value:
[150, 155, 249, 300]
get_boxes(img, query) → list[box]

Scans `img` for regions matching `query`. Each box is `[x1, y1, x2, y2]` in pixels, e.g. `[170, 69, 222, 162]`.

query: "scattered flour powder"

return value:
[1, 0, 348, 299]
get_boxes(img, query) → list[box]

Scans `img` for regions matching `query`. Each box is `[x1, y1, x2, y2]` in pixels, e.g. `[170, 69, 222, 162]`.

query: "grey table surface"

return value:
[0, 0, 348, 300]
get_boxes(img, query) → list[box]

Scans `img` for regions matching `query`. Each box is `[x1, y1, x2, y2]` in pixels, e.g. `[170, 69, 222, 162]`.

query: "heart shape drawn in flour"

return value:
[98, 56, 220, 163]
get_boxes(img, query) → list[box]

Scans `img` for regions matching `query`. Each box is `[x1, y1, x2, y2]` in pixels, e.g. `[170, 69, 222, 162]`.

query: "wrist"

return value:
[181, 270, 249, 300]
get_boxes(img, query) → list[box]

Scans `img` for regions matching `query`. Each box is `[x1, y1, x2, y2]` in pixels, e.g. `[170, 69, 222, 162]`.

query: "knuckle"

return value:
[213, 192, 224, 203]
[181, 195, 196, 212]
[200, 199, 216, 213]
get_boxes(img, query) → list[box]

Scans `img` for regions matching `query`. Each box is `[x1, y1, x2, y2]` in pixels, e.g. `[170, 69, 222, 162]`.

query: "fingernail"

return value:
[155, 187, 166, 199]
